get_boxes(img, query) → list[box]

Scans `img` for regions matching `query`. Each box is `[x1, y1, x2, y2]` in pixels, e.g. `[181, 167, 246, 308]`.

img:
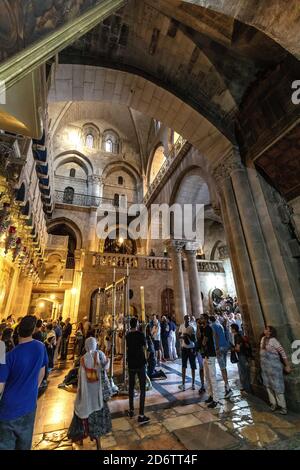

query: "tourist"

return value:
[53, 320, 62, 364]
[2, 328, 14, 353]
[260, 326, 291, 414]
[202, 314, 219, 408]
[67, 337, 112, 449]
[234, 313, 243, 333]
[167, 316, 178, 360]
[0, 316, 48, 450]
[196, 318, 205, 394]
[32, 319, 43, 342]
[0, 324, 6, 365]
[45, 324, 56, 371]
[178, 315, 197, 391]
[6, 315, 15, 327]
[230, 323, 252, 394]
[151, 316, 161, 366]
[73, 321, 84, 359]
[210, 316, 233, 399]
[60, 318, 72, 360]
[126, 317, 150, 424]
[83, 316, 91, 338]
[190, 315, 197, 333]
[145, 324, 166, 379]
[161, 316, 170, 360]
[12, 317, 23, 346]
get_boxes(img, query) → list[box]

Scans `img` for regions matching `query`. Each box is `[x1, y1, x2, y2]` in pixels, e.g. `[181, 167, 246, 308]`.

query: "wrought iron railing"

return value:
[55, 191, 134, 209]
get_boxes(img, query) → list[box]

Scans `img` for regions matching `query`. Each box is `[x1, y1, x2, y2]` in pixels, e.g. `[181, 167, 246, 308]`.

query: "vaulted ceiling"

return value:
[59, 0, 294, 143]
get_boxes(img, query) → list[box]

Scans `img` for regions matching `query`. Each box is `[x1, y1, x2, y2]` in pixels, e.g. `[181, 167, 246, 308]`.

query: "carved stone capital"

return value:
[212, 147, 244, 187]
[88, 175, 104, 185]
[167, 239, 185, 254]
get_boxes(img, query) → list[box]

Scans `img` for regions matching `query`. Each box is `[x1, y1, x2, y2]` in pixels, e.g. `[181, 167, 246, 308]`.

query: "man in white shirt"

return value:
[178, 315, 196, 391]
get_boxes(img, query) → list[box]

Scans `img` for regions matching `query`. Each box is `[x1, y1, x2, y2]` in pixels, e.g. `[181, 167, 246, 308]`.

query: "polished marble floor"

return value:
[32, 359, 300, 450]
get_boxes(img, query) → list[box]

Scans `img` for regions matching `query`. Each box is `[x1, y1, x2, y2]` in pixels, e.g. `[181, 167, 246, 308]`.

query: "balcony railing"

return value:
[55, 191, 134, 209]
[143, 136, 191, 205]
[91, 253, 224, 273]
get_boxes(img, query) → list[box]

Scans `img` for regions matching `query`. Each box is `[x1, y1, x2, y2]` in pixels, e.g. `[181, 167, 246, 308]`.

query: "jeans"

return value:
[204, 357, 218, 402]
[60, 336, 69, 360]
[128, 367, 146, 416]
[266, 387, 287, 410]
[0, 410, 36, 450]
[168, 331, 178, 360]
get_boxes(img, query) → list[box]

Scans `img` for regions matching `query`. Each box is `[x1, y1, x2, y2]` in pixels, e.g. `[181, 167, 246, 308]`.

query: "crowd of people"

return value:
[0, 299, 292, 450]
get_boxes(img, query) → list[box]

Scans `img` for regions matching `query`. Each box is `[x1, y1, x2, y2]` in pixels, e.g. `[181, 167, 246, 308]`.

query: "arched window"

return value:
[63, 187, 74, 204]
[102, 130, 120, 154]
[105, 139, 113, 153]
[85, 134, 94, 149]
[118, 176, 124, 186]
[70, 168, 76, 178]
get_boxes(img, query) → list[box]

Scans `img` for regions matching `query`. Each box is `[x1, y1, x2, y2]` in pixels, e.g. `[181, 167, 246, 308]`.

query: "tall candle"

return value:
[140, 286, 145, 323]
[126, 263, 129, 276]
[113, 268, 116, 282]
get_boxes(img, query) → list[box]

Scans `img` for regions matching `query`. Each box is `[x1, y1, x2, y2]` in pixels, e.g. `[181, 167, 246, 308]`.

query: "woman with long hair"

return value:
[67, 337, 112, 449]
[260, 325, 291, 414]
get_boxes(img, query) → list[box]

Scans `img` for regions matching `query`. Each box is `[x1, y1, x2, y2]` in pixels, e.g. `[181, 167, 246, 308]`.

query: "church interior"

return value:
[0, 0, 300, 452]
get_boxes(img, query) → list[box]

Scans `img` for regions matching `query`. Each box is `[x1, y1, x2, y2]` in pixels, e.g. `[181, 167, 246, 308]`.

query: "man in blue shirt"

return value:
[210, 315, 233, 399]
[0, 315, 48, 450]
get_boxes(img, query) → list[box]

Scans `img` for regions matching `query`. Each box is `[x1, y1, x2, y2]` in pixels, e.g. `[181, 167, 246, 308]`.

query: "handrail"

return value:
[55, 190, 134, 209]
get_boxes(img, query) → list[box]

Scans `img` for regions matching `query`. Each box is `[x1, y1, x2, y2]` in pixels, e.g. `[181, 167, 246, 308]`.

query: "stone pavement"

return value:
[32, 360, 300, 451]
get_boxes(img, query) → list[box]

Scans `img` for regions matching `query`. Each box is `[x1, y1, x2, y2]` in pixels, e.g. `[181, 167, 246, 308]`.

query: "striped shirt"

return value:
[260, 337, 287, 360]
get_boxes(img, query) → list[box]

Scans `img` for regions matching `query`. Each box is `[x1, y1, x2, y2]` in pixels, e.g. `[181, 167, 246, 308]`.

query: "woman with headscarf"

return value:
[67, 337, 112, 449]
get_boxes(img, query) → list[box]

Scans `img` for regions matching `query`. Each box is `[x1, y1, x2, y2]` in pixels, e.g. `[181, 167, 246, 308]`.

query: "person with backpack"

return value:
[178, 315, 197, 391]
[230, 323, 252, 394]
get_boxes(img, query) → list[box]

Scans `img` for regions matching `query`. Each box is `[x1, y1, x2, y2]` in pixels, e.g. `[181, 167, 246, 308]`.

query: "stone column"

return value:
[212, 152, 265, 342]
[169, 241, 187, 323]
[185, 245, 203, 316]
[213, 148, 300, 410]
[88, 209, 98, 252]
[88, 175, 103, 200]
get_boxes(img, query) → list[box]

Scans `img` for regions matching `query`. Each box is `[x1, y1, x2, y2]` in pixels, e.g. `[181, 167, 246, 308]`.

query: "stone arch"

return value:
[97, 223, 142, 254]
[147, 142, 165, 186]
[54, 150, 94, 176]
[102, 161, 141, 186]
[210, 240, 223, 261]
[47, 217, 83, 250]
[180, 0, 300, 59]
[170, 166, 212, 206]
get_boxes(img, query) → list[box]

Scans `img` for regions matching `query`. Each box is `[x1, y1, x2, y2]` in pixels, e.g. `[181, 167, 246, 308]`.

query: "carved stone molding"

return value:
[167, 239, 185, 254]
[212, 147, 244, 186]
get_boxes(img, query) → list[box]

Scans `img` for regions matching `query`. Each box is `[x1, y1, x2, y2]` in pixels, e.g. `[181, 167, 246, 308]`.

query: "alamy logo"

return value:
[291, 340, 300, 365]
[291, 80, 300, 105]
